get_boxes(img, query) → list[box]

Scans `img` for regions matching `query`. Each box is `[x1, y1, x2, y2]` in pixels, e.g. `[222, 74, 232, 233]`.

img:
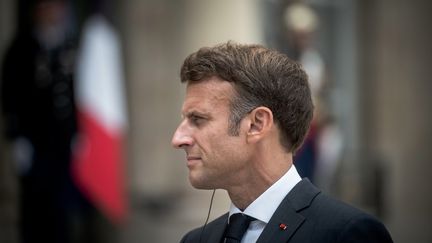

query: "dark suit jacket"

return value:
[180, 179, 393, 243]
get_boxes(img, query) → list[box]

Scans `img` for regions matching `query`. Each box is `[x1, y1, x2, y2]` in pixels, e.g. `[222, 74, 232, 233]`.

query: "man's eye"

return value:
[190, 116, 204, 125]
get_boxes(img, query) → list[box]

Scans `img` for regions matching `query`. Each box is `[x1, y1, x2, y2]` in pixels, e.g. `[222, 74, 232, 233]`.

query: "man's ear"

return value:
[246, 106, 274, 143]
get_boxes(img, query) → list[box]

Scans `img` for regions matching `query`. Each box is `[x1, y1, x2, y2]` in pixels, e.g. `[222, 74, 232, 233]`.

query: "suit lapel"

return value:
[257, 179, 321, 243]
[256, 206, 305, 243]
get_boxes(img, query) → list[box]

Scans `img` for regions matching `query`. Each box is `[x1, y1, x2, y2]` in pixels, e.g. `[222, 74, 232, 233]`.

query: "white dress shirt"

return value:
[228, 165, 302, 243]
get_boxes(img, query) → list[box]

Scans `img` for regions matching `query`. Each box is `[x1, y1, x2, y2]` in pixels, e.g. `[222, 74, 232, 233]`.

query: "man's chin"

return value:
[188, 176, 215, 190]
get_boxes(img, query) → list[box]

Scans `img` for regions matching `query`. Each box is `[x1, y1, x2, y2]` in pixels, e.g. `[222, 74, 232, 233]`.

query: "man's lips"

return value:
[186, 156, 201, 167]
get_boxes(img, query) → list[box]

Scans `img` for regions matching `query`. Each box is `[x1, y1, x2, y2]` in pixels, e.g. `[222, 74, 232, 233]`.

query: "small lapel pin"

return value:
[279, 223, 287, 230]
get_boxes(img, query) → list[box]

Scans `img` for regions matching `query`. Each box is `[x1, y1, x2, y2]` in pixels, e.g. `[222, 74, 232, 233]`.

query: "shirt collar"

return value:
[229, 165, 302, 223]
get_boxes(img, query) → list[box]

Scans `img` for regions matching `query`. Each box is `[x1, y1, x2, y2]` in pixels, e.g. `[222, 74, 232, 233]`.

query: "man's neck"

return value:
[227, 152, 293, 210]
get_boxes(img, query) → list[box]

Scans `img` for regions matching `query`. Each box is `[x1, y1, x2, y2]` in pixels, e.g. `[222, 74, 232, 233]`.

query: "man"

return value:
[171, 42, 392, 243]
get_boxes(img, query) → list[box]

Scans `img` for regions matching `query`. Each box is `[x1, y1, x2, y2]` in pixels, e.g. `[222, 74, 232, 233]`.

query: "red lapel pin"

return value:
[279, 223, 287, 230]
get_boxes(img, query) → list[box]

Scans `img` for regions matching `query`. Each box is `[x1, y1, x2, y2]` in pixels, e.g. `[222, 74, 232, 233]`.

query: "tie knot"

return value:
[224, 213, 255, 243]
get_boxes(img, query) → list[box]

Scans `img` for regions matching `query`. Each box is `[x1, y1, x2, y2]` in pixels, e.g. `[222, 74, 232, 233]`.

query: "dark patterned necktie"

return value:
[224, 213, 255, 243]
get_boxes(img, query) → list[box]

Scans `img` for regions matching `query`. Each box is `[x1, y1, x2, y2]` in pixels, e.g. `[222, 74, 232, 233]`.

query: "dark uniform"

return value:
[1, 30, 83, 243]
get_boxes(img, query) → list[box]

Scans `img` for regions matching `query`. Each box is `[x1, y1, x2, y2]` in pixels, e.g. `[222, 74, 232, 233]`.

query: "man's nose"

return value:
[171, 123, 193, 149]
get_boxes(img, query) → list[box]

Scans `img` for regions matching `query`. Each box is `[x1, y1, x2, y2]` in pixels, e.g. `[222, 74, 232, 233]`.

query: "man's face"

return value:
[171, 77, 250, 189]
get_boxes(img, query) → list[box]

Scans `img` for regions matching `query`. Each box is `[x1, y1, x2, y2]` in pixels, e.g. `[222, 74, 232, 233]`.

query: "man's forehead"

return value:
[181, 79, 234, 113]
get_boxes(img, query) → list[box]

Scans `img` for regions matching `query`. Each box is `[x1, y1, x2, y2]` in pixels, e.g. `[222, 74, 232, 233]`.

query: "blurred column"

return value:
[180, 0, 264, 55]
[122, 0, 187, 199]
[358, 0, 432, 242]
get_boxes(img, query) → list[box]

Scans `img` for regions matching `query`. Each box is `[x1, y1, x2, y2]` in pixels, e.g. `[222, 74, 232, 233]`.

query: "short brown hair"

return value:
[180, 41, 313, 153]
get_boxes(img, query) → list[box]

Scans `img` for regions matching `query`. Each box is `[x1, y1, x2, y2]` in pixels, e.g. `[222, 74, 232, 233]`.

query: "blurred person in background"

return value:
[1, 0, 91, 242]
[172, 42, 392, 243]
[285, 2, 343, 191]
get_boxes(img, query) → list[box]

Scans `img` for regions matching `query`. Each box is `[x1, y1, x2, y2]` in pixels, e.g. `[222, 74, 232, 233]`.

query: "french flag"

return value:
[73, 15, 128, 224]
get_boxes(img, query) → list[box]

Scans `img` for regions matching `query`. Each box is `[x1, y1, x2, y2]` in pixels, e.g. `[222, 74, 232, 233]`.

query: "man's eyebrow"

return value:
[184, 110, 209, 118]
